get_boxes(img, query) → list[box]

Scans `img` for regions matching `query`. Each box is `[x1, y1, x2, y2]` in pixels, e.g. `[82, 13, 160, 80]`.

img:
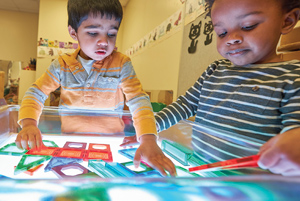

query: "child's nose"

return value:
[97, 36, 108, 46]
[226, 33, 242, 45]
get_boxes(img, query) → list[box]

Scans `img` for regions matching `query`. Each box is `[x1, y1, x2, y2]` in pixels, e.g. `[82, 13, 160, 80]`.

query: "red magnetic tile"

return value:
[84, 150, 113, 162]
[88, 143, 111, 153]
[26, 147, 57, 156]
[53, 148, 86, 159]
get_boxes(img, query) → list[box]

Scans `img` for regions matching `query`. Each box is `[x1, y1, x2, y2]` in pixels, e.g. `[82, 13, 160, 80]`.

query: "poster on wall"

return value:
[185, 0, 205, 25]
[37, 37, 78, 58]
[125, 7, 184, 58]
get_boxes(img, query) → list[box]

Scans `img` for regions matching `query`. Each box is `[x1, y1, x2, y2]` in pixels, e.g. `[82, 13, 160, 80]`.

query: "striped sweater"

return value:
[19, 48, 157, 138]
[155, 59, 300, 142]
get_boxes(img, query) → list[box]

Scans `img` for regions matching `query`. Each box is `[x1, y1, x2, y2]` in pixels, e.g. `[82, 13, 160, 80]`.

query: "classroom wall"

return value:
[120, 0, 184, 100]
[0, 9, 38, 62]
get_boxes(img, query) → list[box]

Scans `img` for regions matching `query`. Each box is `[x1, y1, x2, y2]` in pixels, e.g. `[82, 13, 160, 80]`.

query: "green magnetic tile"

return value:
[175, 166, 200, 177]
[14, 154, 52, 175]
[88, 160, 117, 178]
[76, 172, 100, 178]
[188, 155, 207, 166]
[161, 140, 193, 166]
[0, 143, 28, 156]
[42, 140, 59, 147]
[121, 161, 153, 174]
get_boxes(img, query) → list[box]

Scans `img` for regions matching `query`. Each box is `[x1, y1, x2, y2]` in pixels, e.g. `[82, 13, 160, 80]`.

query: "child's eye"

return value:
[88, 32, 98, 36]
[108, 33, 117, 38]
[242, 23, 258, 31]
[218, 31, 227, 38]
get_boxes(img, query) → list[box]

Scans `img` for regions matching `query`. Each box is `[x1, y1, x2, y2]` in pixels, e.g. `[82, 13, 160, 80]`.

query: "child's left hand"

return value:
[120, 135, 139, 147]
[134, 134, 176, 176]
[258, 128, 300, 176]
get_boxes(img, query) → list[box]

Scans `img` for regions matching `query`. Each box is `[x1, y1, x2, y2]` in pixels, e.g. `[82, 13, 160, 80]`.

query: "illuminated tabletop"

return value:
[0, 105, 299, 200]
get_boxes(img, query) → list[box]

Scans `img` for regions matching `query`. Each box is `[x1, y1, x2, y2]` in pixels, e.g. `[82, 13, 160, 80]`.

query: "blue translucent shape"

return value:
[44, 157, 83, 172]
[118, 148, 137, 160]
[137, 170, 163, 178]
[106, 162, 138, 177]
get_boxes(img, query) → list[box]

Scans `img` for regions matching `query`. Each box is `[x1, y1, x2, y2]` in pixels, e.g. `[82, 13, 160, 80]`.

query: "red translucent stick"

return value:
[189, 155, 260, 172]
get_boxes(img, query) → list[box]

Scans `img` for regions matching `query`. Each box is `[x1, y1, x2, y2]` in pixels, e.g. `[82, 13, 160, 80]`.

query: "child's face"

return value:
[69, 14, 120, 61]
[211, 0, 285, 66]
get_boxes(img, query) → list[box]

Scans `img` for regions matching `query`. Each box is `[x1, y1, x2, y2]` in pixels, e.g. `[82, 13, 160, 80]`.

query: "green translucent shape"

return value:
[14, 154, 52, 175]
[0, 142, 28, 156]
[175, 166, 200, 177]
[161, 140, 193, 166]
[120, 161, 153, 174]
[0, 140, 58, 156]
[42, 140, 59, 147]
[188, 154, 207, 166]
[88, 160, 117, 178]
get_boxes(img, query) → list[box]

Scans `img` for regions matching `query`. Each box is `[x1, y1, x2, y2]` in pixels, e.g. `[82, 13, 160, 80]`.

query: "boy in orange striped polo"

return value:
[15, 0, 176, 176]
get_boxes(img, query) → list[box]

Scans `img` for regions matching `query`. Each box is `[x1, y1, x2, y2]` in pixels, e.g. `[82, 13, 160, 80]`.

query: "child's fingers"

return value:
[21, 138, 29, 150]
[28, 134, 36, 149]
[282, 169, 300, 176]
[133, 150, 142, 168]
[148, 159, 168, 176]
[35, 133, 43, 149]
[162, 157, 177, 176]
[258, 135, 278, 155]
[258, 147, 280, 169]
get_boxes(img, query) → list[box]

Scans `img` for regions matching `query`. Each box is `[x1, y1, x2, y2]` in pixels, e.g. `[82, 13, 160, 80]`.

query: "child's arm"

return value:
[258, 127, 300, 176]
[134, 134, 176, 176]
[15, 119, 44, 150]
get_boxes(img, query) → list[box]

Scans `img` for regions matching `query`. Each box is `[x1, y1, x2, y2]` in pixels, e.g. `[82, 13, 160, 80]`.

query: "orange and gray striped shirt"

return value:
[18, 48, 157, 138]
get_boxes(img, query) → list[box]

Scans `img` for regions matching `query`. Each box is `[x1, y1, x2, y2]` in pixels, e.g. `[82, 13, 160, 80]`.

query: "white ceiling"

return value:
[0, 0, 130, 14]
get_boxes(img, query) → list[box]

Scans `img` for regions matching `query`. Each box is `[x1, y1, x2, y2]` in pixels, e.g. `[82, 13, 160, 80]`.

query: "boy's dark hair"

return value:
[68, 0, 123, 32]
[204, 0, 300, 18]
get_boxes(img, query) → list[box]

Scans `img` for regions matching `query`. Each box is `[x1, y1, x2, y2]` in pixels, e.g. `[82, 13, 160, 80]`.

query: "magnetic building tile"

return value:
[14, 154, 52, 175]
[0, 142, 28, 156]
[44, 157, 83, 172]
[63, 141, 87, 150]
[161, 140, 193, 166]
[53, 148, 86, 159]
[51, 163, 90, 178]
[26, 147, 57, 156]
[84, 150, 113, 162]
[88, 143, 111, 153]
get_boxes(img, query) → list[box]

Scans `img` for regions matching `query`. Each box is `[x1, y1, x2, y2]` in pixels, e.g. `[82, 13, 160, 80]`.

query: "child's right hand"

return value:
[15, 119, 44, 150]
[258, 128, 300, 176]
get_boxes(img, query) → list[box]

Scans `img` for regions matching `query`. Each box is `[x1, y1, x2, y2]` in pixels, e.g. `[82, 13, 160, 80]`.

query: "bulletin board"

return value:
[177, 12, 223, 96]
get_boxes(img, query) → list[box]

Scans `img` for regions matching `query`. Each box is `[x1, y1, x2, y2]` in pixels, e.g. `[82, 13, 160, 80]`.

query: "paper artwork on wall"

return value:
[125, 7, 184, 58]
[37, 37, 78, 58]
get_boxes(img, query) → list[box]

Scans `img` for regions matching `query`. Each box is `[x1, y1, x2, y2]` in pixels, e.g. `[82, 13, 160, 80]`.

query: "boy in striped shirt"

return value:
[156, 0, 300, 176]
[16, 0, 176, 176]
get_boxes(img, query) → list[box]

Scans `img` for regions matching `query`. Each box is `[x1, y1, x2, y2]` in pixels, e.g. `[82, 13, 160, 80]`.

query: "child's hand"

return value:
[15, 119, 43, 150]
[258, 128, 300, 176]
[134, 134, 176, 177]
[120, 135, 139, 147]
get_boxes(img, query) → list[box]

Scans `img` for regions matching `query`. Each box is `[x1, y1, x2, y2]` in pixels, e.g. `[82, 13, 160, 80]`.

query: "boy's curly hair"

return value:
[204, 0, 300, 18]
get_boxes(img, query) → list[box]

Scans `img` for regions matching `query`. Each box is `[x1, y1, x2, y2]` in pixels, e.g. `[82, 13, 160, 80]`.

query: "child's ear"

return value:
[281, 8, 300, 35]
[68, 25, 78, 41]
